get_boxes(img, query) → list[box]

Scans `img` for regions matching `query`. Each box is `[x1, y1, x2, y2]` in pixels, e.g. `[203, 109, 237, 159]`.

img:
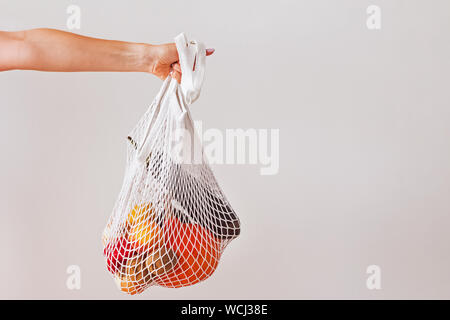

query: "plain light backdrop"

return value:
[1, 0, 450, 299]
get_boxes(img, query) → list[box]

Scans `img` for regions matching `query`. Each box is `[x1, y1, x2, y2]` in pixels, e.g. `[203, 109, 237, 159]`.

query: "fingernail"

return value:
[206, 48, 215, 54]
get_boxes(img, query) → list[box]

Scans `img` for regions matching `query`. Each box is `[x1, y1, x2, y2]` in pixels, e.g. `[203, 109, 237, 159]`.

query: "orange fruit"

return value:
[155, 217, 221, 288]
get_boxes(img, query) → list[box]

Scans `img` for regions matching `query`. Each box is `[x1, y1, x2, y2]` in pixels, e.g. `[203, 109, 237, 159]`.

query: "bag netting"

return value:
[102, 33, 240, 295]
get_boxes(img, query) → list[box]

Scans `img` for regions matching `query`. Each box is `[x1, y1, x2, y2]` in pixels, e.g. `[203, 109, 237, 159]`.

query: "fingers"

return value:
[171, 70, 181, 83]
[171, 62, 181, 73]
[168, 47, 213, 83]
[170, 62, 181, 83]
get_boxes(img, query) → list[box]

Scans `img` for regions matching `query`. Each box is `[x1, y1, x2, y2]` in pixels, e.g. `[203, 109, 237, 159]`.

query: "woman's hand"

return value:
[148, 43, 214, 83]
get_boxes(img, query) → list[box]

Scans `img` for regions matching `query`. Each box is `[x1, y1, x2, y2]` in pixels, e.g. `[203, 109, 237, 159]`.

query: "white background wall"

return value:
[0, 0, 449, 299]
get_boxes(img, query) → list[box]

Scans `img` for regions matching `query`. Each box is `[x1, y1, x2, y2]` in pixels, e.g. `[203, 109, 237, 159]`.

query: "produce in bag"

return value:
[102, 33, 241, 294]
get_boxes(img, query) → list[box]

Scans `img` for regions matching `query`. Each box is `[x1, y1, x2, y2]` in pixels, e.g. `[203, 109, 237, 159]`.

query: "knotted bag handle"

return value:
[174, 33, 206, 105]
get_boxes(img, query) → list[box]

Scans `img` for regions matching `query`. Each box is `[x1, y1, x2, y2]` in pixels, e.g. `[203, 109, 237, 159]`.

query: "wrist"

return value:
[123, 42, 153, 73]
[139, 43, 157, 74]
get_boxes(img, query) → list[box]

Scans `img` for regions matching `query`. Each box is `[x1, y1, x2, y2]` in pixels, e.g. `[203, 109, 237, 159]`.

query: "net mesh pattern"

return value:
[102, 78, 240, 295]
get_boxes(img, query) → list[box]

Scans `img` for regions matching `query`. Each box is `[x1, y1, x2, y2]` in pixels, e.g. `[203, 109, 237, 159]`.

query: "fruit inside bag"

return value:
[128, 136, 241, 240]
[102, 33, 240, 295]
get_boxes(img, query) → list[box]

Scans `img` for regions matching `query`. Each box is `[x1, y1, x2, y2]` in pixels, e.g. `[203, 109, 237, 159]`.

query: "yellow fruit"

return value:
[127, 203, 163, 251]
[102, 223, 111, 248]
[129, 219, 162, 252]
[127, 203, 155, 226]
[115, 256, 152, 295]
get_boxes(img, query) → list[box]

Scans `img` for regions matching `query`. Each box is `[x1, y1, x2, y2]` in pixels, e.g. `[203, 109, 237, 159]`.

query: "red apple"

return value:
[104, 236, 134, 275]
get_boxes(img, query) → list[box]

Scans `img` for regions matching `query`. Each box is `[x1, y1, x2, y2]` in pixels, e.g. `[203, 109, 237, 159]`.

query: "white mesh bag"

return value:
[102, 33, 240, 295]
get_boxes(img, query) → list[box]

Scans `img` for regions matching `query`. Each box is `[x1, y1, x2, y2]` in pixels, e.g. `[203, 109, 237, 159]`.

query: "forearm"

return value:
[0, 28, 152, 72]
